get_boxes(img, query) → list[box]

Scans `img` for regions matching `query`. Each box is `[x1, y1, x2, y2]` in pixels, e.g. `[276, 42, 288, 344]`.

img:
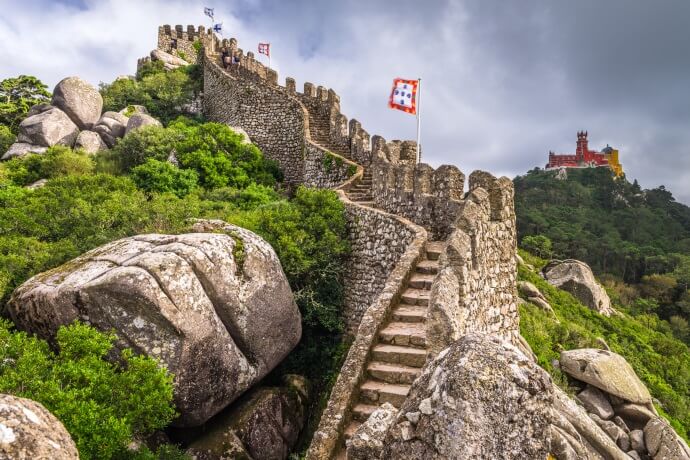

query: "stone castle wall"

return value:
[427, 171, 519, 354]
[158, 25, 205, 62]
[341, 198, 423, 332]
[371, 142, 464, 240]
[156, 27, 519, 459]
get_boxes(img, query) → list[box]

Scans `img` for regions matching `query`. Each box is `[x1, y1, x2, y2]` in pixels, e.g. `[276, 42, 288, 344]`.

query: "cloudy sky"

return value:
[1, 0, 689, 203]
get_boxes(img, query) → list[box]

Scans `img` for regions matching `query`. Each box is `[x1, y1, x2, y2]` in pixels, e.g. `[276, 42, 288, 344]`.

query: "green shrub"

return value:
[131, 159, 199, 197]
[0, 320, 176, 459]
[0, 125, 15, 153]
[2, 146, 94, 186]
[111, 120, 281, 188]
[100, 64, 200, 124]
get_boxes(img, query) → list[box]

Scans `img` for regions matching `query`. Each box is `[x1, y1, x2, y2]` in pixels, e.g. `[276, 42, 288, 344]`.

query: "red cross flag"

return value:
[258, 43, 270, 57]
[388, 78, 418, 114]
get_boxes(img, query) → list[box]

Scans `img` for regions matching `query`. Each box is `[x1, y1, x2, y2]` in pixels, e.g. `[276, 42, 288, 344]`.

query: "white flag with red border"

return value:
[258, 43, 270, 57]
[388, 78, 418, 114]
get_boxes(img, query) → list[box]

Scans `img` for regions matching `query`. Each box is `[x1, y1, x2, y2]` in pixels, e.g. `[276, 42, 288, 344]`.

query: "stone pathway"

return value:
[304, 95, 443, 459]
[341, 242, 442, 446]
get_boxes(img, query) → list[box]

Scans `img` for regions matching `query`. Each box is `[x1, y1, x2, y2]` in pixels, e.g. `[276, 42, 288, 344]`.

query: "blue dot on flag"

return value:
[400, 99, 405, 104]
[407, 93, 411, 98]
[394, 90, 399, 95]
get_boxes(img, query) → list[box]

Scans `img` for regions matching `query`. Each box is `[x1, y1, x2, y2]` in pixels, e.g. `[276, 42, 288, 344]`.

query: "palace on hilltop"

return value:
[546, 131, 623, 177]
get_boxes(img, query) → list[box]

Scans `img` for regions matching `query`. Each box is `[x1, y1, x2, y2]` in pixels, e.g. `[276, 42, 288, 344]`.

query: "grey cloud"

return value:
[1, 0, 689, 203]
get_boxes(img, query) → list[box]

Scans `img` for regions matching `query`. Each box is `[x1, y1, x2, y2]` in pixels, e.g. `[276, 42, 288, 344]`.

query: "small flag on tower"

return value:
[213, 23, 223, 33]
[388, 78, 418, 114]
[258, 43, 270, 57]
[204, 7, 214, 19]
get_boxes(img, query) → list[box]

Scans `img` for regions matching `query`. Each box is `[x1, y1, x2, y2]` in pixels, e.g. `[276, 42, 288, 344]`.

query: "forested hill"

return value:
[514, 167, 690, 284]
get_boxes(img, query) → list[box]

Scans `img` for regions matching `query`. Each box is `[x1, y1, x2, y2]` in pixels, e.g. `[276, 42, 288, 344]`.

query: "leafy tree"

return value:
[0, 75, 51, 132]
[0, 320, 176, 459]
[131, 158, 198, 197]
[521, 234, 553, 259]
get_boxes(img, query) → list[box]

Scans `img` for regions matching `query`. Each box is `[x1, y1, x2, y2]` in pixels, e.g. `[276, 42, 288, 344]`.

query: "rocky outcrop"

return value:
[543, 259, 615, 316]
[186, 375, 309, 460]
[644, 417, 690, 460]
[560, 349, 652, 405]
[1, 142, 47, 160]
[0, 394, 78, 460]
[51, 76, 103, 130]
[125, 113, 162, 134]
[558, 348, 690, 459]
[94, 111, 129, 148]
[151, 49, 190, 70]
[344, 334, 675, 460]
[16, 106, 79, 148]
[377, 334, 554, 459]
[74, 130, 107, 154]
[7, 222, 301, 426]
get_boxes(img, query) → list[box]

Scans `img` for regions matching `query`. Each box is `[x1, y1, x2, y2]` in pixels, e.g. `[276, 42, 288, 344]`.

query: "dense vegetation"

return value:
[0, 320, 178, 459]
[518, 250, 690, 440]
[0, 64, 350, 458]
[515, 168, 690, 345]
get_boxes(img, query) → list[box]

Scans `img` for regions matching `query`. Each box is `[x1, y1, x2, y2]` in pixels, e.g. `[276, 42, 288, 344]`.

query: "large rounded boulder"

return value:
[52, 76, 103, 130]
[6, 221, 301, 426]
[378, 334, 554, 459]
[0, 394, 78, 459]
[560, 348, 652, 405]
[543, 259, 615, 316]
[16, 106, 79, 148]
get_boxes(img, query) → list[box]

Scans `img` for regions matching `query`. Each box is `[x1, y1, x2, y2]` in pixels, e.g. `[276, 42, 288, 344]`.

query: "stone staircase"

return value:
[336, 241, 444, 456]
[347, 169, 372, 205]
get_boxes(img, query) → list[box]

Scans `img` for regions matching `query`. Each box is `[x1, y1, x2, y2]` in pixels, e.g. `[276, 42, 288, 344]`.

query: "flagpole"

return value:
[416, 78, 422, 164]
[269, 43, 271, 69]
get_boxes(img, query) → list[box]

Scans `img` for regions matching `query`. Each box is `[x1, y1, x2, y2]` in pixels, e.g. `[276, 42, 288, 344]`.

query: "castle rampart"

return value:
[427, 172, 518, 355]
[156, 26, 519, 460]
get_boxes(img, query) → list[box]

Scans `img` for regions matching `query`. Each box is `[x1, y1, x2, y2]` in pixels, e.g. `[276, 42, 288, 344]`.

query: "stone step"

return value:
[367, 361, 422, 385]
[391, 304, 427, 323]
[401, 288, 430, 306]
[379, 322, 426, 348]
[416, 259, 439, 275]
[359, 380, 410, 407]
[371, 344, 427, 368]
[344, 420, 361, 440]
[354, 201, 375, 206]
[409, 273, 435, 289]
[352, 403, 378, 422]
[426, 241, 445, 260]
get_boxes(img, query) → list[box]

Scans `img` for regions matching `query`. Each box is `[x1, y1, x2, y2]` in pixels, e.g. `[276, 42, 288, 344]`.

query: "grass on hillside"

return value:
[518, 250, 690, 440]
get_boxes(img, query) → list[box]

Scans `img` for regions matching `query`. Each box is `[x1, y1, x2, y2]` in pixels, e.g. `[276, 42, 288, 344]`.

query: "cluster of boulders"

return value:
[345, 334, 689, 460]
[560, 348, 690, 459]
[6, 220, 302, 430]
[2, 76, 161, 161]
[0, 394, 78, 459]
